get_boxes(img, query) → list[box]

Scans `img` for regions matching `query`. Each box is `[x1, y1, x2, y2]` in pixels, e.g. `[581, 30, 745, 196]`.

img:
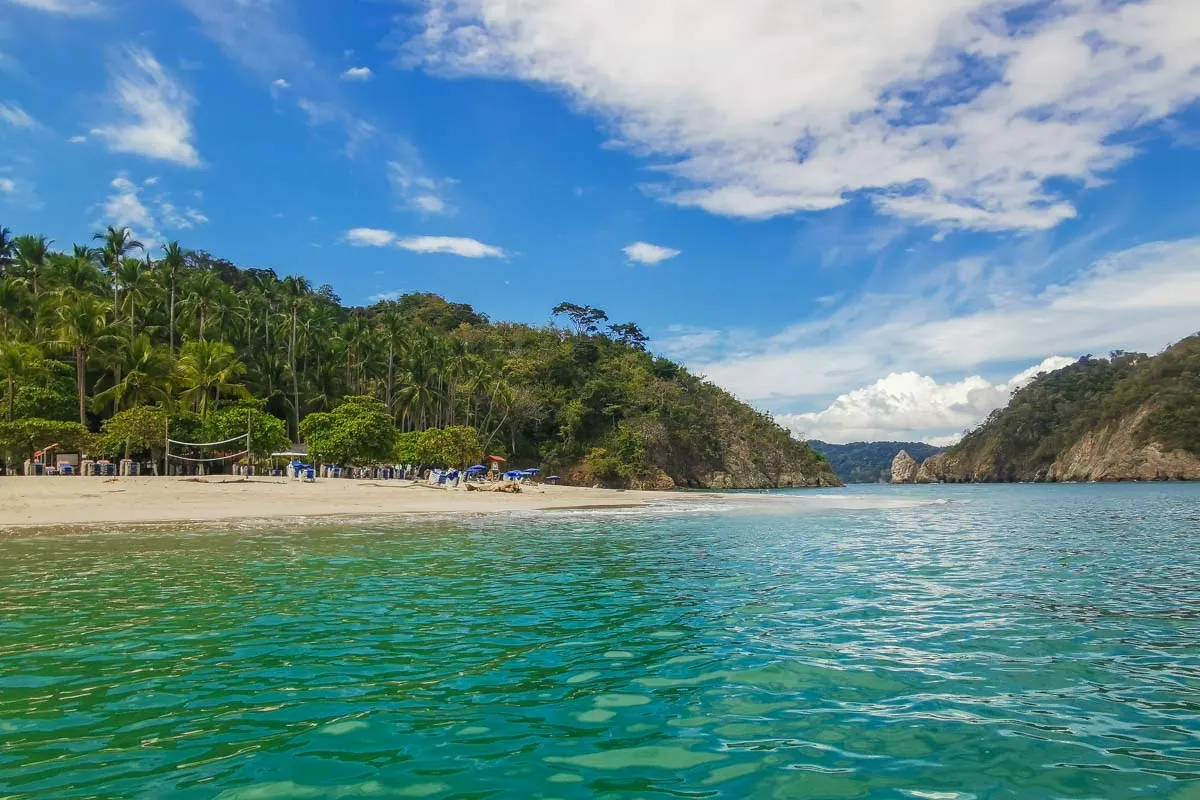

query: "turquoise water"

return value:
[1, 484, 1198, 799]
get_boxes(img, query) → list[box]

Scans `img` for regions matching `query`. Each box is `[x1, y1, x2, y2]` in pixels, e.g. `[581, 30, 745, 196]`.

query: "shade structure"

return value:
[546, 476, 561, 482]
[486, 455, 506, 463]
[466, 465, 487, 473]
[525, 468, 542, 474]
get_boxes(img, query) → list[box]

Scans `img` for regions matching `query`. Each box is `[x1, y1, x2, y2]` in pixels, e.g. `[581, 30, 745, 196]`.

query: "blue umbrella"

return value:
[546, 476, 561, 483]
[466, 465, 487, 472]
[525, 468, 542, 474]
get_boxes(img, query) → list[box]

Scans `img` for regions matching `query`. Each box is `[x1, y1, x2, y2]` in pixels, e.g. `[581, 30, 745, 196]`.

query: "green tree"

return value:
[300, 395, 397, 465]
[176, 340, 249, 417]
[95, 405, 169, 466]
[0, 341, 43, 421]
[94, 334, 173, 412]
[0, 418, 92, 473]
[159, 241, 186, 355]
[207, 403, 289, 458]
[93, 225, 143, 312]
[55, 294, 114, 425]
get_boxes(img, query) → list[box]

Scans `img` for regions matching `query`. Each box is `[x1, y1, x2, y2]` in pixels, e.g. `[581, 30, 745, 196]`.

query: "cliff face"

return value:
[890, 450, 920, 483]
[894, 335, 1200, 484]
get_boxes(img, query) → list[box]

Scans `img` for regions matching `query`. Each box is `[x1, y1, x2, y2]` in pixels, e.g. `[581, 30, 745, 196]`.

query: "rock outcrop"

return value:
[889, 450, 920, 483]
[1046, 408, 1200, 481]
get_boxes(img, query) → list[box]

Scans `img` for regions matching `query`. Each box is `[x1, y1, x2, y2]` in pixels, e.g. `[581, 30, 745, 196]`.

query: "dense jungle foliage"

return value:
[809, 440, 944, 483]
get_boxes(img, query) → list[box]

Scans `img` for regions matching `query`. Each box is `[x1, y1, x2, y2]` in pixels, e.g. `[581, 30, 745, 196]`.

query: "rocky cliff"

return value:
[894, 335, 1200, 483]
[890, 450, 920, 483]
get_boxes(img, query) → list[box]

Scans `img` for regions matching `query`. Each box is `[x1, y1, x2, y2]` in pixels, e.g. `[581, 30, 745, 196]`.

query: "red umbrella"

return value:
[486, 455, 506, 463]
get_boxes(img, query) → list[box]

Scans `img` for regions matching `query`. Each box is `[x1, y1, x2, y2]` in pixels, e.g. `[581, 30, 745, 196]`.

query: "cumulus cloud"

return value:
[403, 0, 1200, 231]
[0, 177, 16, 194]
[623, 241, 680, 265]
[340, 66, 373, 81]
[778, 356, 1076, 445]
[272, 78, 290, 89]
[100, 172, 208, 247]
[92, 47, 200, 167]
[345, 228, 506, 258]
[0, 102, 36, 128]
[695, 238, 1200, 410]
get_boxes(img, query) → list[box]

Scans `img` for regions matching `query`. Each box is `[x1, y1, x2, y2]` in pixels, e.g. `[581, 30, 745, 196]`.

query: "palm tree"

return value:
[116, 256, 156, 337]
[176, 340, 248, 417]
[13, 234, 52, 301]
[55, 294, 114, 424]
[0, 277, 29, 339]
[0, 226, 13, 275]
[94, 334, 173, 411]
[282, 275, 311, 438]
[52, 247, 105, 297]
[93, 225, 143, 314]
[159, 241, 186, 356]
[182, 269, 225, 343]
[0, 341, 42, 421]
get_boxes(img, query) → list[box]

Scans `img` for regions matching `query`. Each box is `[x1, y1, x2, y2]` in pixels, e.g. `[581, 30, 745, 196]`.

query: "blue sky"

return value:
[2, 0, 1199, 444]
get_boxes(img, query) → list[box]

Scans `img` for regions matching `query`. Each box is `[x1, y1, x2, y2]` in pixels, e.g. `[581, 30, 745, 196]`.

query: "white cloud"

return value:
[68, 134, 88, 143]
[100, 172, 208, 247]
[272, 78, 290, 89]
[389, 160, 454, 215]
[340, 66, 373, 81]
[346, 227, 398, 247]
[143, 176, 158, 186]
[0, 177, 15, 194]
[345, 228, 506, 258]
[403, 0, 1200, 231]
[5, 0, 100, 13]
[694, 238, 1200, 413]
[370, 290, 403, 302]
[92, 47, 200, 167]
[397, 236, 505, 257]
[0, 102, 36, 128]
[414, 194, 447, 214]
[778, 356, 1076, 445]
[623, 241, 680, 265]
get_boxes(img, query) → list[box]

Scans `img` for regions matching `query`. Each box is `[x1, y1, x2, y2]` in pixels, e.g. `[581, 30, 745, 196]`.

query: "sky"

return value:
[1, 0, 1199, 446]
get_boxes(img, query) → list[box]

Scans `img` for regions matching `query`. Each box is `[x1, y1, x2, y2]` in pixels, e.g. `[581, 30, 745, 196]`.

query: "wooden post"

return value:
[164, 418, 170, 477]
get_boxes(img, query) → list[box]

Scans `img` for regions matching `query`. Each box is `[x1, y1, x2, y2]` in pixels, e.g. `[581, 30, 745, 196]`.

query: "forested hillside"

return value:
[905, 336, 1200, 482]
[810, 440, 943, 483]
[0, 226, 838, 488]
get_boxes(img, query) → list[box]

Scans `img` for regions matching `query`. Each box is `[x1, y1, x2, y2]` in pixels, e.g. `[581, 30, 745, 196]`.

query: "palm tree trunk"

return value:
[290, 308, 300, 441]
[6, 375, 13, 421]
[386, 340, 395, 418]
[75, 348, 86, 425]
[169, 283, 176, 356]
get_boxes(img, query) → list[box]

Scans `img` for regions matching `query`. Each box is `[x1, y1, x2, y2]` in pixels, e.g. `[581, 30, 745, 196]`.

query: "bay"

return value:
[1, 483, 1198, 798]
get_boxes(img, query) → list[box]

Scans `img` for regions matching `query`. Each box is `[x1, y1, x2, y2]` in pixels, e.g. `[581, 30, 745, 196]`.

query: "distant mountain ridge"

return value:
[892, 334, 1200, 483]
[809, 440, 944, 484]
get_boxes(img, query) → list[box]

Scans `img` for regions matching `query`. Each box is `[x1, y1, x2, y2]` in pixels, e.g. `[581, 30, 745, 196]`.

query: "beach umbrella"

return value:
[546, 476, 561, 483]
[466, 465, 487, 472]
[486, 455, 506, 463]
[525, 468, 542, 474]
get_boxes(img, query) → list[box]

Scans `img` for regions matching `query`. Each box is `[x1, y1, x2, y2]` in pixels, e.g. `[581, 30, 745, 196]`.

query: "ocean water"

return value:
[1, 484, 1198, 799]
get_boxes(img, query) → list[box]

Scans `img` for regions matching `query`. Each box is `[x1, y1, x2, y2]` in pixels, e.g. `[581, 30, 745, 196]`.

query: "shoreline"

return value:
[0, 475, 689, 534]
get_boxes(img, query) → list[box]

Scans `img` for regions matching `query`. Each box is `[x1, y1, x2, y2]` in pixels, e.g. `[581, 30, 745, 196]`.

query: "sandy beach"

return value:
[0, 476, 691, 532]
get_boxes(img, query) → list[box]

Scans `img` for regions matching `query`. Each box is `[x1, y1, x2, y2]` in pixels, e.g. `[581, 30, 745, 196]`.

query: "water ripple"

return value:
[0, 483, 1198, 798]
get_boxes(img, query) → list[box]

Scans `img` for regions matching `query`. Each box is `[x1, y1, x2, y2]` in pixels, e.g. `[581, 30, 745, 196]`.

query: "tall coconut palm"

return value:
[55, 294, 114, 424]
[52, 247, 105, 297]
[0, 341, 43, 421]
[282, 275, 311, 438]
[176, 340, 249, 418]
[94, 334, 173, 411]
[182, 269, 225, 343]
[159, 241, 186, 356]
[116, 256, 156, 337]
[0, 277, 29, 339]
[0, 226, 13, 275]
[93, 226, 144, 312]
[13, 234, 52, 301]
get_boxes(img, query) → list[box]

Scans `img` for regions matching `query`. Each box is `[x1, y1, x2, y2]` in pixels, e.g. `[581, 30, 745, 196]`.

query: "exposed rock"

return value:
[1047, 408, 1200, 481]
[889, 450, 919, 483]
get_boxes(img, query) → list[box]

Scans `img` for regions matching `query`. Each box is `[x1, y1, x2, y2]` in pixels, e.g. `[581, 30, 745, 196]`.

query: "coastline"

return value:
[0, 476, 691, 533]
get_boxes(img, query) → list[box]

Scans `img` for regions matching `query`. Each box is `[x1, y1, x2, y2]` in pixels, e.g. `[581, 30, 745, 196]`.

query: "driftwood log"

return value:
[465, 482, 522, 493]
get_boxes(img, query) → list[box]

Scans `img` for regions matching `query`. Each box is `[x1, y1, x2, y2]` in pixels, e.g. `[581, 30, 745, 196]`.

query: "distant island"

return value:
[0, 227, 838, 490]
[892, 335, 1200, 483]
[810, 440, 943, 484]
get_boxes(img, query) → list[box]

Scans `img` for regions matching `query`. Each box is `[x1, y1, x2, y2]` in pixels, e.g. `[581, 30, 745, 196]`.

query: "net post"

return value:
[164, 418, 170, 477]
[247, 409, 253, 476]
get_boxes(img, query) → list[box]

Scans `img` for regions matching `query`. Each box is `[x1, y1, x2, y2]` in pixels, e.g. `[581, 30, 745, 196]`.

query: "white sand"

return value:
[0, 476, 686, 532]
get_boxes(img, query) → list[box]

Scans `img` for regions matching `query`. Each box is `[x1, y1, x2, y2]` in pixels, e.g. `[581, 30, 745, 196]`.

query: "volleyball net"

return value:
[165, 431, 251, 465]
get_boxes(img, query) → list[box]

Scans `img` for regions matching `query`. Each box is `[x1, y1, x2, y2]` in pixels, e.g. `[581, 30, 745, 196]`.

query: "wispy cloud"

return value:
[6, 0, 101, 14]
[0, 102, 36, 129]
[340, 66, 372, 81]
[623, 241, 680, 265]
[0, 177, 16, 194]
[690, 238, 1200, 423]
[272, 78, 290, 89]
[92, 47, 200, 167]
[68, 134, 88, 143]
[100, 172, 208, 247]
[346, 228, 506, 258]
[403, 0, 1200, 231]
